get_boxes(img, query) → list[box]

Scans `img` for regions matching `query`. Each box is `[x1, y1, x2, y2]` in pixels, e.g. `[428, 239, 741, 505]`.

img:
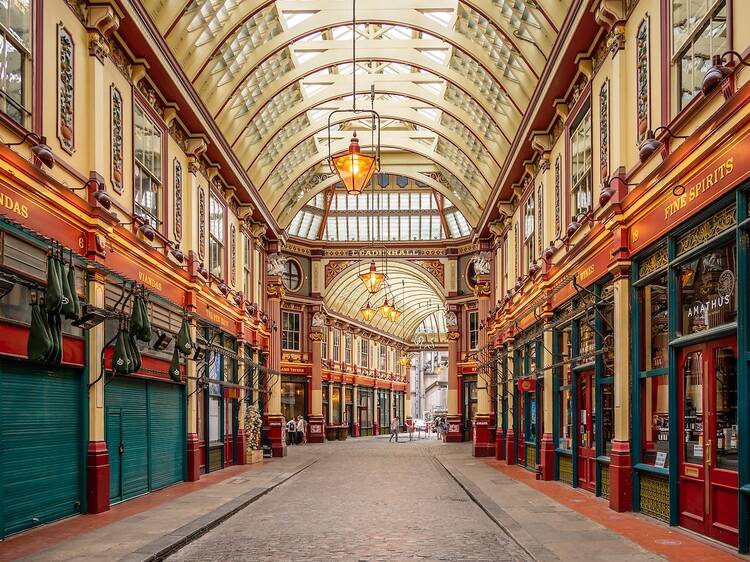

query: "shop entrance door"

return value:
[577, 370, 596, 492]
[462, 378, 477, 441]
[678, 338, 739, 546]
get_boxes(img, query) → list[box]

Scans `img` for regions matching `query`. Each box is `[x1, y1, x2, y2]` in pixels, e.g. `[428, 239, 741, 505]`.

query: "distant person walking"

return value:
[295, 415, 306, 445]
[389, 415, 400, 443]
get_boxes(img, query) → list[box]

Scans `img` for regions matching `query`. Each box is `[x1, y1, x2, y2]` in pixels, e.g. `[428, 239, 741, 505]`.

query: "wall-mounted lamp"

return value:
[138, 223, 156, 241]
[152, 330, 173, 351]
[4, 132, 55, 169]
[638, 127, 688, 163]
[599, 176, 638, 206]
[0, 272, 16, 299]
[71, 304, 109, 329]
[702, 51, 750, 96]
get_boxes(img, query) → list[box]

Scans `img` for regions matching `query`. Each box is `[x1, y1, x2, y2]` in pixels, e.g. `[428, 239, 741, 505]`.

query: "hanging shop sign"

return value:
[518, 378, 536, 392]
[0, 179, 84, 252]
[551, 243, 611, 308]
[630, 128, 750, 255]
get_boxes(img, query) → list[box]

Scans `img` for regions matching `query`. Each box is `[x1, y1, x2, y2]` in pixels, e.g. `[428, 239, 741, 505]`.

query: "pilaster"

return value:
[265, 274, 286, 457]
[308, 317, 325, 443]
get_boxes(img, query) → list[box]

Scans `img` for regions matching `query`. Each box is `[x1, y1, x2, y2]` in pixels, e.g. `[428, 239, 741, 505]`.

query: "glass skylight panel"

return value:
[231, 50, 295, 118]
[421, 10, 453, 27]
[302, 83, 327, 97]
[419, 82, 444, 95]
[445, 213, 459, 238]
[265, 138, 318, 193]
[257, 113, 310, 168]
[444, 84, 499, 142]
[440, 112, 491, 163]
[449, 50, 511, 117]
[288, 211, 303, 235]
[331, 26, 353, 40]
[383, 25, 412, 40]
[415, 107, 438, 121]
[186, 0, 241, 46]
[294, 50, 324, 65]
[244, 85, 303, 144]
[283, 11, 316, 29]
[383, 62, 412, 74]
[421, 49, 449, 64]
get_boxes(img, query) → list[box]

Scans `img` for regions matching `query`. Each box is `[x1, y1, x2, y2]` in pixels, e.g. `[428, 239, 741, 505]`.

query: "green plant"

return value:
[244, 405, 262, 450]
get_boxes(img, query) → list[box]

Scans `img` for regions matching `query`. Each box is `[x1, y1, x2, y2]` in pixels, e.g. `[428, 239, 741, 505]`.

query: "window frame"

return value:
[469, 310, 479, 351]
[332, 329, 341, 362]
[281, 310, 301, 351]
[0, 1, 32, 127]
[360, 337, 369, 369]
[208, 191, 226, 279]
[523, 193, 535, 272]
[568, 98, 593, 221]
[281, 257, 303, 292]
[133, 101, 166, 231]
[344, 332, 352, 364]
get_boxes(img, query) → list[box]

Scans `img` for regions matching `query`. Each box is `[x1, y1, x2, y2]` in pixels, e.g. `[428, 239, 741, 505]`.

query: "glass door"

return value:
[462, 378, 477, 442]
[678, 338, 739, 546]
[577, 370, 596, 491]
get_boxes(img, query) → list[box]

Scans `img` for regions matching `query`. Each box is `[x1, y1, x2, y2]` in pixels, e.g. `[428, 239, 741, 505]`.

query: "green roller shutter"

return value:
[0, 362, 81, 537]
[106, 378, 148, 502]
[148, 382, 184, 490]
[106, 377, 184, 503]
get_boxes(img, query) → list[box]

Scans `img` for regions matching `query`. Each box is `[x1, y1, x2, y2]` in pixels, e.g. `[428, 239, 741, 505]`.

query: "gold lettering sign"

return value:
[664, 157, 734, 220]
[0, 191, 29, 219]
[578, 265, 595, 282]
[137, 271, 163, 292]
[208, 309, 229, 328]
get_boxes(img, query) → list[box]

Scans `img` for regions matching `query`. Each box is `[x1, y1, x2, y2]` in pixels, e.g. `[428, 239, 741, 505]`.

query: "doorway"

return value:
[678, 338, 739, 546]
[577, 369, 596, 492]
[462, 377, 477, 441]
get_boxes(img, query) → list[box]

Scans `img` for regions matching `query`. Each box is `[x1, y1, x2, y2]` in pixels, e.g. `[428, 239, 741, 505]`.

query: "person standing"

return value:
[286, 417, 297, 446]
[389, 415, 400, 443]
[296, 415, 306, 445]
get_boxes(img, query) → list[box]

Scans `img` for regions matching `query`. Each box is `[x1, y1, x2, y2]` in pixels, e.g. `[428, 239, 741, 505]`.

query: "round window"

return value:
[281, 259, 303, 292]
[465, 261, 477, 289]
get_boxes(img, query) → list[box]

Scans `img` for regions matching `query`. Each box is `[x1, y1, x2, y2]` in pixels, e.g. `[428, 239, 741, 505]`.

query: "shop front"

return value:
[377, 387, 390, 436]
[552, 275, 615, 498]
[461, 374, 477, 442]
[631, 198, 744, 547]
[513, 328, 542, 471]
[358, 385, 375, 436]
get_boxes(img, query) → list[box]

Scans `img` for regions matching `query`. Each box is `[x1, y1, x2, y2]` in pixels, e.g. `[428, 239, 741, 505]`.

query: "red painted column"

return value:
[505, 427, 516, 465]
[540, 433, 555, 479]
[307, 317, 325, 443]
[186, 433, 201, 481]
[446, 326, 463, 443]
[266, 273, 287, 458]
[235, 431, 247, 465]
[472, 271, 495, 457]
[609, 440, 632, 511]
[86, 441, 110, 513]
[495, 428, 506, 461]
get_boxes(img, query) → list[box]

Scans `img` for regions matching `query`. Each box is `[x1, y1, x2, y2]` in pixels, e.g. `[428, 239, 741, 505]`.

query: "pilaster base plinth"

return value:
[609, 440, 632, 512]
[86, 441, 110, 514]
[505, 428, 516, 465]
[495, 429, 506, 461]
[307, 415, 325, 443]
[446, 414, 463, 443]
[472, 416, 496, 457]
[186, 433, 201, 481]
[540, 433, 555, 480]
[265, 414, 287, 457]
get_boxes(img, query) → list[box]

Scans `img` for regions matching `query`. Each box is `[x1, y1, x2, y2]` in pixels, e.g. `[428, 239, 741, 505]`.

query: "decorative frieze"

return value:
[110, 85, 123, 193]
[537, 183, 544, 255]
[324, 260, 354, 287]
[638, 246, 667, 279]
[599, 79, 610, 183]
[415, 259, 445, 286]
[173, 159, 183, 241]
[198, 188, 206, 260]
[554, 155, 562, 237]
[636, 17, 650, 143]
[57, 24, 75, 154]
[676, 204, 736, 255]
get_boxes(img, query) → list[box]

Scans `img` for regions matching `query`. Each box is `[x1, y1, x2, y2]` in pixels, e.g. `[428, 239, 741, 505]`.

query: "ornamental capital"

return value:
[309, 330, 323, 342]
[266, 281, 285, 299]
[446, 330, 460, 341]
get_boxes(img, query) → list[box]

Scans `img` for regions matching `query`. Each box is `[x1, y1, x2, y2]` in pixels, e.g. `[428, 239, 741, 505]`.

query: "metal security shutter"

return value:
[105, 378, 148, 502]
[0, 362, 81, 537]
[147, 382, 184, 490]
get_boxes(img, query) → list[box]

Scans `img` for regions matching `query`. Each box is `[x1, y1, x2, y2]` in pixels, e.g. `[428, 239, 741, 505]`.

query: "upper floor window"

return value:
[673, 0, 727, 111]
[255, 247, 263, 304]
[281, 259, 302, 292]
[360, 338, 369, 368]
[281, 311, 300, 351]
[344, 333, 352, 364]
[332, 329, 341, 362]
[0, 1, 31, 125]
[570, 101, 592, 220]
[523, 195, 535, 271]
[321, 327, 328, 360]
[134, 104, 162, 228]
[209, 193, 224, 278]
[469, 311, 479, 350]
[379, 345, 387, 371]
[502, 237, 508, 296]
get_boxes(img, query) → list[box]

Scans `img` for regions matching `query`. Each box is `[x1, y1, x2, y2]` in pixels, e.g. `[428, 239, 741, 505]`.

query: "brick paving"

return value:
[168, 438, 531, 562]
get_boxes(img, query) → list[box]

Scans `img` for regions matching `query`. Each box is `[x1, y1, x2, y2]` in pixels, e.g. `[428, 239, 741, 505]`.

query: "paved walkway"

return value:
[0, 437, 744, 561]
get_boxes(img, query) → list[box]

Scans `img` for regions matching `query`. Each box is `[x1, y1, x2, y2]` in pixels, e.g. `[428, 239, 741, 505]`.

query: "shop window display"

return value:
[641, 275, 668, 371]
[642, 373, 670, 467]
[714, 346, 738, 470]
[677, 243, 736, 335]
[683, 350, 704, 465]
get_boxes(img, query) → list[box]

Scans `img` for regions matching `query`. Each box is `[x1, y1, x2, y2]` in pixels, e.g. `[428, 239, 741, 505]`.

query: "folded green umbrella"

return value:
[129, 296, 144, 340]
[60, 257, 75, 320]
[28, 302, 53, 362]
[47, 312, 61, 365]
[127, 330, 141, 373]
[176, 317, 193, 354]
[138, 297, 152, 342]
[112, 329, 130, 374]
[45, 255, 62, 313]
[67, 263, 80, 320]
[168, 345, 181, 382]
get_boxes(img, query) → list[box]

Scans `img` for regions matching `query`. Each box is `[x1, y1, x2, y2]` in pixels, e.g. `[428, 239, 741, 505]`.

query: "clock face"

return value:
[718, 269, 735, 299]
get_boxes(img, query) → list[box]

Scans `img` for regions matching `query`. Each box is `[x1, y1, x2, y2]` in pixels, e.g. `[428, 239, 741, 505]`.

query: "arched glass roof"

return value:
[144, 0, 572, 227]
[287, 174, 471, 241]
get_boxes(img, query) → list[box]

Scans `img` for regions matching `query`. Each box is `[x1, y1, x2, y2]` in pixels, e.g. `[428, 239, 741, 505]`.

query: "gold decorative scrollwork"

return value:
[447, 331, 460, 341]
[639, 473, 670, 523]
[638, 246, 668, 279]
[309, 331, 323, 342]
[473, 281, 491, 297]
[676, 204, 736, 255]
[266, 282, 285, 299]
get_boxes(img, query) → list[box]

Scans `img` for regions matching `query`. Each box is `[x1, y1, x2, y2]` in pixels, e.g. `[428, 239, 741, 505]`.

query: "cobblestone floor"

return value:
[168, 438, 531, 562]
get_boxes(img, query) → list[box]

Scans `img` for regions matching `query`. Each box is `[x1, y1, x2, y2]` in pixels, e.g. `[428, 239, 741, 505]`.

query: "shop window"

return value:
[344, 333, 352, 364]
[601, 382, 614, 456]
[677, 242, 736, 335]
[134, 104, 162, 229]
[524, 195, 535, 270]
[208, 354, 222, 443]
[281, 311, 300, 351]
[332, 385, 341, 424]
[208, 194, 225, 278]
[683, 350, 704, 464]
[321, 328, 328, 360]
[714, 345, 738, 470]
[673, 0, 727, 112]
[0, 0, 31, 125]
[502, 237, 509, 296]
[570, 101, 592, 219]
[281, 378, 307, 424]
[642, 373, 670, 467]
[360, 338, 369, 368]
[255, 247, 263, 303]
[558, 327, 573, 450]
[469, 311, 479, 350]
[332, 329, 340, 362]
[281, 259, 302, 292]
[640, 275, 668, 370]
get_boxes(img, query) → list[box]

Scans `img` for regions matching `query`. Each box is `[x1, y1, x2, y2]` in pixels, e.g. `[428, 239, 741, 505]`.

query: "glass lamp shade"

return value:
[387, 307, 401, 322]
[379, 298, 393, 318]
[399, 355, 410, 367]
[330, 132, 377, 195]
[359, 303, 377, 322]
[359, 260, 385, 293]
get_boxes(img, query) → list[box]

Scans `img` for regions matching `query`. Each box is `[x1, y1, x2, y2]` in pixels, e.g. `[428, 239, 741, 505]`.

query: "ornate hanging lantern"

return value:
[359, 301, 377, 321]
[359, 259, 385, 293]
